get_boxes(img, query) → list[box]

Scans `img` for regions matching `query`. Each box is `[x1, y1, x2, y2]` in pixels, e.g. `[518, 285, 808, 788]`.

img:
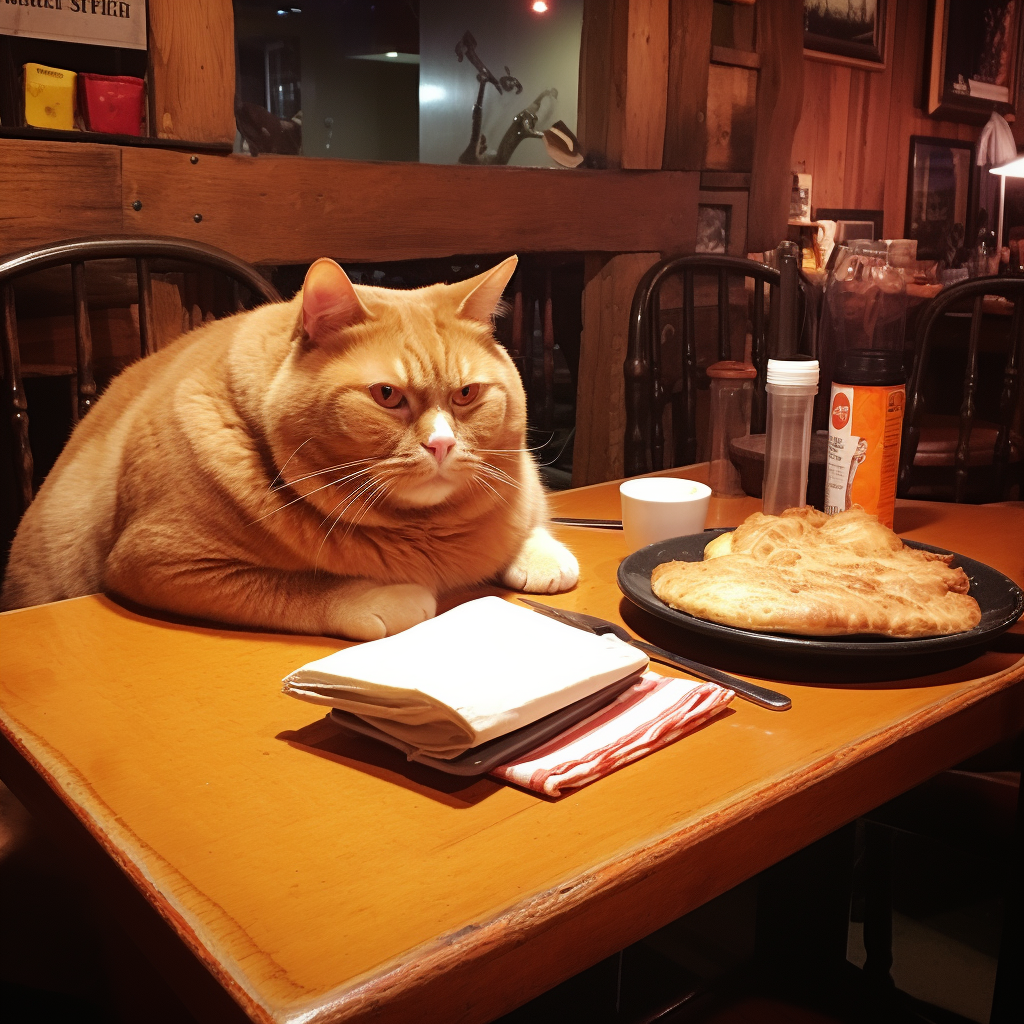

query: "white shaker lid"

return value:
[766, 358, 820, 386]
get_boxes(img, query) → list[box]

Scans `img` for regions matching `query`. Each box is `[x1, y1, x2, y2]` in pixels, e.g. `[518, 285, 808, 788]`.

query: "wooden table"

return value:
[2, 469, 1023, 1024]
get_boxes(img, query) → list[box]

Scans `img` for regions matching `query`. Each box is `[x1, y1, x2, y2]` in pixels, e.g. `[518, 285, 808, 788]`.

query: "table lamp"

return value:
[989, 153, 1024, 253]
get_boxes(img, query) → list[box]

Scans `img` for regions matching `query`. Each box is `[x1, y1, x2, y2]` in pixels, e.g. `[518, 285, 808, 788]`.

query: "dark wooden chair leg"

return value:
[989, 760, 1023, 1024]
[862, 821, 895, 992]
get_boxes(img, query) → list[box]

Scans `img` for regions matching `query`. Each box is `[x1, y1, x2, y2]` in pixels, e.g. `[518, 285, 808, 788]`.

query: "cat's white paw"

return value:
[501, 529, 579, 594]
[339, 583, 437, 640]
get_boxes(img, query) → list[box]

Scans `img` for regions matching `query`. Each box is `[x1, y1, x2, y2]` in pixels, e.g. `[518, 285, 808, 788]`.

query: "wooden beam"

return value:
[0, 141, 123, 253]
[623, 0, 670, 169]
[577, 0, 629, 168]
[147, 0, 236, 144]
[663, 0, 714, 171]
[573, 253, 660, 486]
[120, 149, 700, 265]
[747, 0, 805, 252]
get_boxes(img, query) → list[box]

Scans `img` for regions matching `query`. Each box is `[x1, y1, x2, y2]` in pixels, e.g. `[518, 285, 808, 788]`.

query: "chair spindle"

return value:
[751, 283, 768, 434]
[953, 295, 985, 502]
[718, 267, 730, 361]
[992, 298, 1023, 498]
[542, 270, 555, 432]
[136, 258, 154, 358]
[1, 283, 34, 511]
[682, 270, 697, 466]
[71, 262, 97, 421]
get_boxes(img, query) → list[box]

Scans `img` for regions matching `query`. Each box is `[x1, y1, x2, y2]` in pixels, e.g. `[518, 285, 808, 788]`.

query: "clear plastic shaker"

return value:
[707, 360, 756, 497]
[762, 358, 820, 516]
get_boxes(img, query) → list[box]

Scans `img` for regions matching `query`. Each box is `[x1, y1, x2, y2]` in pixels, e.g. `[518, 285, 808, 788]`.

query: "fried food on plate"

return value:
[651, 507, 981, 638]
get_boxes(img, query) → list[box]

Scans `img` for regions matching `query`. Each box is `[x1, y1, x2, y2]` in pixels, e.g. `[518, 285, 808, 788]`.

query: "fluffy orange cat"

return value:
[1, 256, 578, 638]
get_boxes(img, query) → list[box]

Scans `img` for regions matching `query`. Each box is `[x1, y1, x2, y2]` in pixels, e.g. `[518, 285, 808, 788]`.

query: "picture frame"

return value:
[904, 136, 976, 262]
[696, 189, 748, 256]
[928, 0, 1024, 123]
[803, 0, 888, 72]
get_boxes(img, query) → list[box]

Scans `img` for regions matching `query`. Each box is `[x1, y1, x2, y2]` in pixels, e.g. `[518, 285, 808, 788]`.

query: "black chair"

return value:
[624, 254, 817, 477]
[899, 276, 1024, 503]
[0, 236, 281, 518]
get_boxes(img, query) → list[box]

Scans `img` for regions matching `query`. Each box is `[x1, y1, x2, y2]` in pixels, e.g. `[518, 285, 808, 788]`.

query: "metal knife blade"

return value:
[518, 599, 791, 711]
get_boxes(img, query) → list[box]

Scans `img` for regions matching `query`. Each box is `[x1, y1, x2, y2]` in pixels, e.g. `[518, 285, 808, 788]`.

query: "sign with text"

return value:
[1, 0, 147, 51]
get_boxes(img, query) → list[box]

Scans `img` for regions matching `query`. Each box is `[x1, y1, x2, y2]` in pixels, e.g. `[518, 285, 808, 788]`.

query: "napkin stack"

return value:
[282, 597, 649, 759]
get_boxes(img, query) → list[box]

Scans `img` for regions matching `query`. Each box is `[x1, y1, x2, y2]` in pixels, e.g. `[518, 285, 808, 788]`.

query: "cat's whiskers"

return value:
[476, 461, 520, 489]
[249, 467, 372, 525]
[267, 437, 313, 491]
[314, 471, 396, 573]
[473, 476, 513, 509]
[271, 457, 377, 493]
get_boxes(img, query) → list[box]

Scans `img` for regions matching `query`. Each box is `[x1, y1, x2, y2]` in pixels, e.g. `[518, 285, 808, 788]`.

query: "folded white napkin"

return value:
[282, 597, 649, 759]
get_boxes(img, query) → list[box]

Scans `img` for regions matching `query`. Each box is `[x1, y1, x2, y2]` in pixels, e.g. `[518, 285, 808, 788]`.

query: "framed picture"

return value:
[928, 0, 1024, 123]
[904, 137, 976, 262]
[804, 0, 888, 71]
[696, 190, 748, 256]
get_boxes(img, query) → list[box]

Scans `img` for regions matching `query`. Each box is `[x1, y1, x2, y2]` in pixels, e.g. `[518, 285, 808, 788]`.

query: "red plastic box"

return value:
[78, 73, 145, 136]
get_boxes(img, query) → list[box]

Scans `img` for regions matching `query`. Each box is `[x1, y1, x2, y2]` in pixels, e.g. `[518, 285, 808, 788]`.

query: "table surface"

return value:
[2, 469, 1023, 1024]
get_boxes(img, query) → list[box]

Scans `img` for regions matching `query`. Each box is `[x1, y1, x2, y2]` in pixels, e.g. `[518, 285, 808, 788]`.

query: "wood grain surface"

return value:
[147, 0, 236, 144]
[120, 149, 700, 265]
[1, 479, 1022, 1024]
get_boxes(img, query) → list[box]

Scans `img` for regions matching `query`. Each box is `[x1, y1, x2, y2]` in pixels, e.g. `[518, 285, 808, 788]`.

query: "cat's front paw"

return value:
[338, 583, 437, 640]
[501, 529, 579, 594]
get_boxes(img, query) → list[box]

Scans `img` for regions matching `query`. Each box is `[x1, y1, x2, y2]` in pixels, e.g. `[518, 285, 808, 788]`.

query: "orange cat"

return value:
[1, 256, 578, 638]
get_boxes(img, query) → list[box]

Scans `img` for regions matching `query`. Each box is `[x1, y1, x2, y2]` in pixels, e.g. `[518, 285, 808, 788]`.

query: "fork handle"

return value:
[629, 639, 792, 711]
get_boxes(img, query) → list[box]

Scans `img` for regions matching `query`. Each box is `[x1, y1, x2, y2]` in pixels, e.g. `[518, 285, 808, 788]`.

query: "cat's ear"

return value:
[454, 255, 519, 325]
[301, 258, 372, 344]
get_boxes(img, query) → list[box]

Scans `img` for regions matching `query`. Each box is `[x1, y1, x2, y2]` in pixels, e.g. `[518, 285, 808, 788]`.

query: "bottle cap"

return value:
[766, 358, 819, 386]
[707, 360, 757, 380]
[834, 349, 905, 385]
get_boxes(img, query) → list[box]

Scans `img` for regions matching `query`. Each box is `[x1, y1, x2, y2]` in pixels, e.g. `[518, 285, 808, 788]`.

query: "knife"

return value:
[518, 599, 792, 711]
[550, 517, 623, 529]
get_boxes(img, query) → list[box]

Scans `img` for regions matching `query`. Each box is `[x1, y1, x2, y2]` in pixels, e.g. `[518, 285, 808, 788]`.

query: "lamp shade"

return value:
[990, 155, 1024, 177]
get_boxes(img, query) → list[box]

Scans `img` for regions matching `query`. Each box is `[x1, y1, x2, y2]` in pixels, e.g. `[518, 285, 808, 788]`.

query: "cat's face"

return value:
[266, 257, 526, 520]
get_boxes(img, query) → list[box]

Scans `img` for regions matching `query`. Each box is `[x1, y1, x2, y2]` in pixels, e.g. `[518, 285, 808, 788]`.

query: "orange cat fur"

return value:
[1, 256, 578, 639]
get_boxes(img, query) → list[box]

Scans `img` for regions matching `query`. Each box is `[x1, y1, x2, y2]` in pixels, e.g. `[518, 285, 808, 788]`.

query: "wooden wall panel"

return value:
[0, 141, 123, 254]
[147, 0, 236, 144]
[792, 0, 993, 241]
[121, 150, 700, 265]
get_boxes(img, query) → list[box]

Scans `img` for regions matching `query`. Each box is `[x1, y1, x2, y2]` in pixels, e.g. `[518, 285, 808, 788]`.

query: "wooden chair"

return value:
[0, 236, 281, 519]
[898, 276, 1024, 503]
[624, 254, 817, 477]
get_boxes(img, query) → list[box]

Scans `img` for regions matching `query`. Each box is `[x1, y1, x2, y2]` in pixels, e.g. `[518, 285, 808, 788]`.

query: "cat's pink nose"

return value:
[425, 432, 455, 464]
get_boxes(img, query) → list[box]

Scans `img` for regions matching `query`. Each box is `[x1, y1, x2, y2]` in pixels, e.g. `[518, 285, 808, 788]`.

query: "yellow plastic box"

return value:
[24, 63, 77, 131]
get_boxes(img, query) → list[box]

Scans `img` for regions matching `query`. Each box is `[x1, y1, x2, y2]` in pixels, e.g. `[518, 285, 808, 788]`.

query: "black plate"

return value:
[328, 670, 644, 776]
[617, 530, 1024, 659]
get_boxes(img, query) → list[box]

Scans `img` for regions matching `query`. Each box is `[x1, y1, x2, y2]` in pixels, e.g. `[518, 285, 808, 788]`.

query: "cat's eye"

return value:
[370, 383, 405, 409]
[452, 383, 480, 407]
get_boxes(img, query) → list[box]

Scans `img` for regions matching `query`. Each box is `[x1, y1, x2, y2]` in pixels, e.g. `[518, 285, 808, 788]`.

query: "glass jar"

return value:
[707, 361, 756, 497]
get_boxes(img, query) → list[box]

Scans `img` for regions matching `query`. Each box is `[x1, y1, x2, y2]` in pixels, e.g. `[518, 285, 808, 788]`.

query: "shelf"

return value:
[0, 125, 231, 152]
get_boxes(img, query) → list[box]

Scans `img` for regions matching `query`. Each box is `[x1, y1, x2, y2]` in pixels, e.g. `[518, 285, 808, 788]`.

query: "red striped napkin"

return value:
[490, 672, 734, 797]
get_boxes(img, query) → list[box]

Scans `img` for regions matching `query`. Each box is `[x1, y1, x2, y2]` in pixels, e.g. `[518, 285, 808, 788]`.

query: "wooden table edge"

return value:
[3, 649, 1022, 1024]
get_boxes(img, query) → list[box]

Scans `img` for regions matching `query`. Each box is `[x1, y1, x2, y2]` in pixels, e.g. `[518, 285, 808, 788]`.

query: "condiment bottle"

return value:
[825, 350, 905, 529]
[762, 358, 820, 516]
[707, 360, 756, 497]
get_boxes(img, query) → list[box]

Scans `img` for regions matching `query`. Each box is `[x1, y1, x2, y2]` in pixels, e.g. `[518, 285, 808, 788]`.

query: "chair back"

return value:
[0, 236, 281, 516]
[624, 254, 816, 476]
[899, 276, 1024, 503]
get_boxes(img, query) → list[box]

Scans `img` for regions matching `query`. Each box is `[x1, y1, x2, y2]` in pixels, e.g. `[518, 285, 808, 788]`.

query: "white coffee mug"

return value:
[619, 477, 712, 553]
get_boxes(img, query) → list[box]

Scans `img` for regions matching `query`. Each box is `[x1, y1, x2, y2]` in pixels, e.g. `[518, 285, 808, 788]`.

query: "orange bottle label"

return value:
[825, 383, 904, 528]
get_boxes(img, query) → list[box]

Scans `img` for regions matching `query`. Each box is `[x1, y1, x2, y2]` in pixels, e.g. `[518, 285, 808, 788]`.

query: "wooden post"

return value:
[747, 0, 805, 252]
[147, 0, 236, 144]
[573, 253, 660, 486]
[577, 0, 669, 170]
[662, 0, 714, 171]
